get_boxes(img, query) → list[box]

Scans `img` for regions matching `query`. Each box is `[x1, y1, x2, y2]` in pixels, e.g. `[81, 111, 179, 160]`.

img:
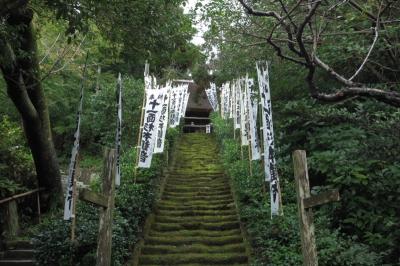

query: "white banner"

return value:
[182, 92, 190, 118]
[240, 78, 249, 146]
[138, 89, 165, 168]
[154, 85, 170, 154]
[246, 76, 261, 160]
[257, 61, 281, 216]
[229, 82, 234, 119]
[174, 86, 182, 127]
[180, 86, 189, 118]
[168, 88, 178, 128]
[224, 82, 230, 119]
[234, 80, 241, 129]
[115, 73, 122, 186]
[220, 86, 225, 118]
[211, 83, 219, 111]
[64, 83, 84, 220]
[206, 84, 219, 112]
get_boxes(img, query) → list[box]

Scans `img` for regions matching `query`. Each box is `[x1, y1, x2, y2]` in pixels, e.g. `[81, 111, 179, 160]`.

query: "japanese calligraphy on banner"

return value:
[206, 83, 219, 112]
[219, 85, 225, 118]
[256, 61, 281, 216]
[229, 83, 234, 119]
[246, 76, 261, 160]
[154, 85, 170, 154]
[138, 89, 165, 168]
[239, 78, 249, 146]
[181, 91, 190, 118]
[211, 83, 219, 111]
[168, 85, 188, 128]
[223, 82, 230, 119]
[175, 87, 184, 126]
[64, 83, 84, 220]
[115, 73, 122, 186]
[205, 88, 214, 111]
[234, 80, 241, 130]
[169, 88, 178, 127]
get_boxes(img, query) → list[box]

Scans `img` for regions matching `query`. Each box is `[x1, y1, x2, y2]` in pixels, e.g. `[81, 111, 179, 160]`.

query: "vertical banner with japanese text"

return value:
[169, 88, 177, 128]
[138, 89, 165, 168]
[115, 73, 122, 186]
[64, 82, 84, 220]
[240, 78, 249, 146]
[246, 77, 261, 160]
[234, 79, 241, 130]
[257, 61, 281, 216]
[154, 85, 170, 154]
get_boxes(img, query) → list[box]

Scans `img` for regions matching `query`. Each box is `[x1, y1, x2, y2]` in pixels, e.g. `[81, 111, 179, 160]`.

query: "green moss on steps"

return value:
[140, 253, 248, 265]
[136, 133, 249, 266]
[141, 243, 246, 255]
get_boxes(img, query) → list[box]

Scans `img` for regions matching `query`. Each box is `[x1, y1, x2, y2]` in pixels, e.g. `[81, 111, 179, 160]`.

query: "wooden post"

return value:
[3, 201, 20, 239]
[293, 150, 340, 266]
[293, 150, 318, 266]
[96, 148, 117, 266]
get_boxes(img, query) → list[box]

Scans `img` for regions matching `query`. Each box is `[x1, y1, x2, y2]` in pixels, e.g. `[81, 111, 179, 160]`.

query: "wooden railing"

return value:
[182, 116, 212, 133]
[0, 187, 45, 239]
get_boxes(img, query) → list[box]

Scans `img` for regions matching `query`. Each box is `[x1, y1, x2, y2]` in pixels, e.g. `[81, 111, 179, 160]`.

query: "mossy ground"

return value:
[137, 133, 249, 265]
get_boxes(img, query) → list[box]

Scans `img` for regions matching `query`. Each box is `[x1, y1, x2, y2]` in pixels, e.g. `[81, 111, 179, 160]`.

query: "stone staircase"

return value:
[0, 240, 35, 265]
[137, 133, 249, 265]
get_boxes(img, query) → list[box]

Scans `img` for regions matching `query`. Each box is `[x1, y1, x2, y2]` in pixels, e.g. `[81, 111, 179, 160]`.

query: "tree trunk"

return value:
[0, 5, 62, 209]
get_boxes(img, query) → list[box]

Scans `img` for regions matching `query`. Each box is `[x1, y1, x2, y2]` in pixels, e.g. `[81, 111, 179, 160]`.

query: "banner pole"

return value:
[134, 91, 146, 183]
[71, 178, 77, 241]
[258, 104, 267, 196]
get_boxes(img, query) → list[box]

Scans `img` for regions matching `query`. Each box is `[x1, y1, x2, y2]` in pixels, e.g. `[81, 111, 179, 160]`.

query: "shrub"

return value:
[211, 110, 382, 265]
[33, 128, 180, 265]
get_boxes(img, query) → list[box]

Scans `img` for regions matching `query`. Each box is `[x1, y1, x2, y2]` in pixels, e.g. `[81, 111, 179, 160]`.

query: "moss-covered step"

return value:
[156, 203, 235, 211]
[151, 219, 240, 233]
[137, 133, 249, 266]
[141, 243, 246, 255]
[154, 214, 237, 224]
[148, 228, 242, 238]
[139, 253, 248, 265]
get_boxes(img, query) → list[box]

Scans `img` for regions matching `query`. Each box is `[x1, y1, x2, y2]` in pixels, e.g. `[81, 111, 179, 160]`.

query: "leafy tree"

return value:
[199, 0, 400, 106]
[0, 1, 62, 206]
[0, 0, 200, 207]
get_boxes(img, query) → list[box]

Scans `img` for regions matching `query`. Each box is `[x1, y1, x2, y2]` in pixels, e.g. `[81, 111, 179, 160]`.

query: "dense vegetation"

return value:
[198, 2, 400, 264]
[32, 127, 180, 265]
[1, 0, 399, 265]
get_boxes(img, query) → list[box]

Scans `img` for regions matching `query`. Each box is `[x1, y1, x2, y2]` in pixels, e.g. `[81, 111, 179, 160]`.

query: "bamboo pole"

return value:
[71, 178, 78, 241]
[134, 97, 146, 183]
[69, 53, 89, 241]
[258, 101, 267, 196]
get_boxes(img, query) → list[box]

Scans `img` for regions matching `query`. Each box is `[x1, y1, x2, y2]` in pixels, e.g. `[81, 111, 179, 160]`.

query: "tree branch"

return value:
[314, 56, 359, 86]
[313, 87, 400, 108]
[237, 0, 282, 19]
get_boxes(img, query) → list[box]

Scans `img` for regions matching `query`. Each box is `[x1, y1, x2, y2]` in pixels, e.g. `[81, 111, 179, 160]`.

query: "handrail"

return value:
[0, 187, 45, 205]
[183, 125, 209, 128]
[183, 116, 210, 120]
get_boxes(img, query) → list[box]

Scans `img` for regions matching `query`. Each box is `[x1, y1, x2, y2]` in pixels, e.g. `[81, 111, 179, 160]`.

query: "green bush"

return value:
[0, 116, 35, 195]
[32, 128, 180, 265]
[211, 110, 383, 266]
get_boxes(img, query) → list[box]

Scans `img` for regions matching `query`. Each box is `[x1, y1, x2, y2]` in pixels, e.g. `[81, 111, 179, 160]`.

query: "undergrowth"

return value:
[32, 128, 180, 265]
